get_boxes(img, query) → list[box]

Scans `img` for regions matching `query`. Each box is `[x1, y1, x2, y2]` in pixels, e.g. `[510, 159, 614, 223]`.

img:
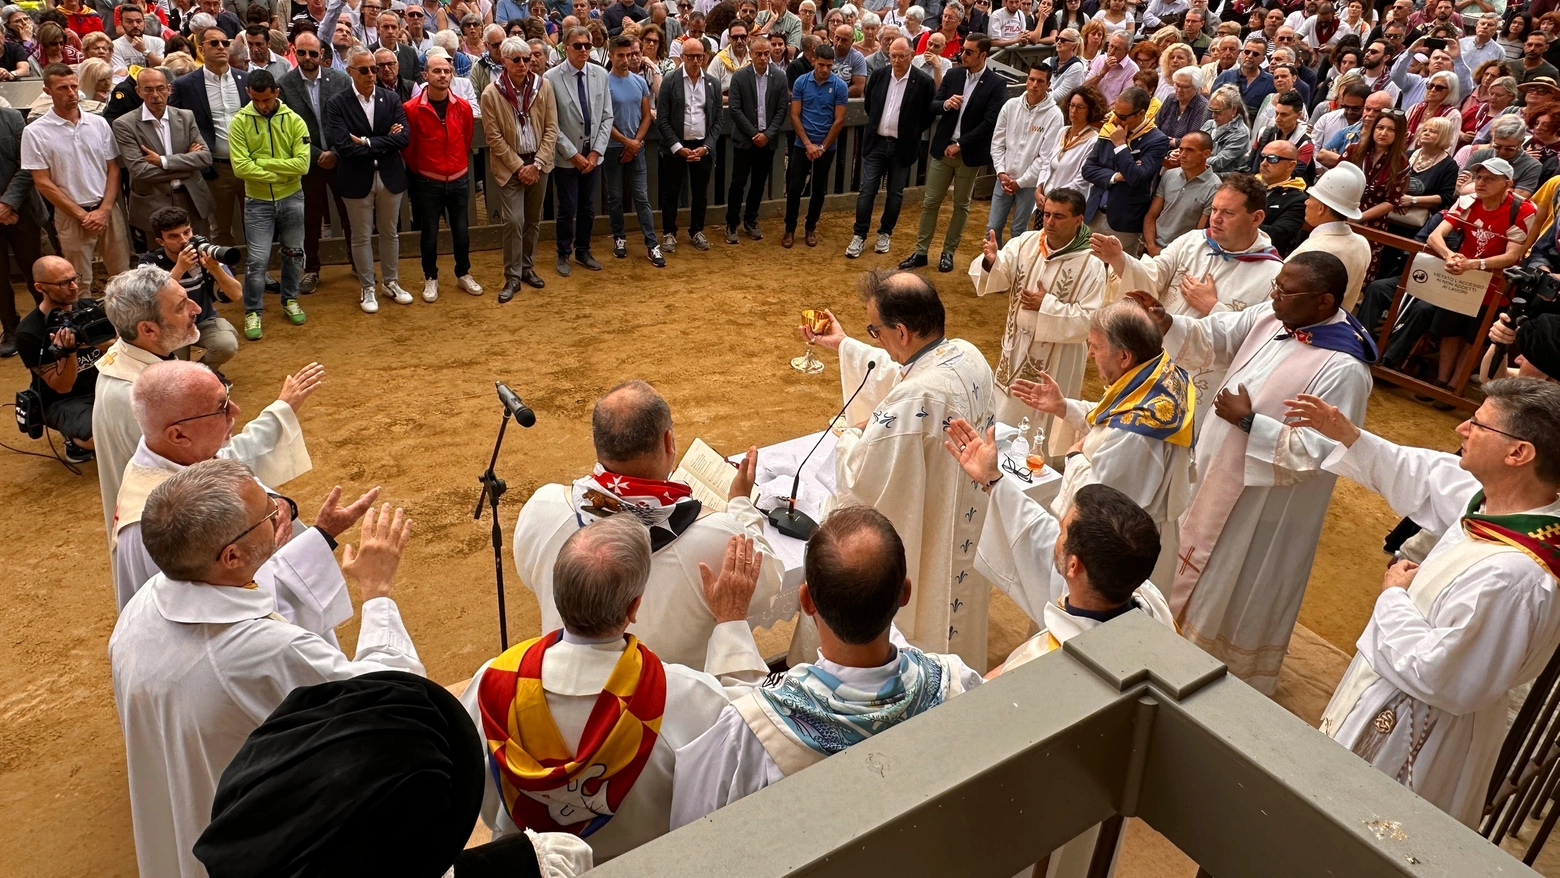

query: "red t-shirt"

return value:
[1443, 193, 1538, 303]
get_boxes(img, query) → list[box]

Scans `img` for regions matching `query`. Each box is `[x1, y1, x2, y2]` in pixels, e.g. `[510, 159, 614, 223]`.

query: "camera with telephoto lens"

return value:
[1503, 266, 1560, 327]
[189, 235, 243, 266]
[41, 301, 115, 364]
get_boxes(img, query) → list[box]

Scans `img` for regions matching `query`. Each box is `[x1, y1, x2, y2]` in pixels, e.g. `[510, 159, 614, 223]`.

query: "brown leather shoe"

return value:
[805, 229, 818, 247]
[782, 231, 795, 248]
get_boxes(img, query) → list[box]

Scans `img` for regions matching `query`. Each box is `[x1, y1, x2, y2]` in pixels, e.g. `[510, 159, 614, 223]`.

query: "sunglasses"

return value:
[296, 48, 320, 56]
[352, 64, 381, 73]
[1427, 83, 1448, 91]
[206, 38, 231, 46]
[570, 40, 591, 48]
[405, 9, 423, 15]
[1260, 153, 1293, 163]
[508, 54, 527, 62]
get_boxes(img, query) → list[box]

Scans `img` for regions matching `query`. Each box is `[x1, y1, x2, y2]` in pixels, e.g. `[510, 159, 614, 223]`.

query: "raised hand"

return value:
[341, 503, 412, 601]
[728, 446, 758, 501]
[314, 485, 383, 538]
[278, 362, 326, 412]
[1011, 371, 1066, 416]
[942, 418, 999, 485]
[1284, 393, 1361, 447]
[801, 308, 846, 352]
[698, 534, 764, 623]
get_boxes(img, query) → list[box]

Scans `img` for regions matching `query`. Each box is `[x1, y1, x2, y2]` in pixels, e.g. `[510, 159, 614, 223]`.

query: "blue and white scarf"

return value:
[755, 647, 957, 757]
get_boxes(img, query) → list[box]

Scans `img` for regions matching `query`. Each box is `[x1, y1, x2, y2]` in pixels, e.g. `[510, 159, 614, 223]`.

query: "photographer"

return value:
[138, 206, 240, 377]
[1489, 314, 1560, 382]
[15, 256, 113, 463]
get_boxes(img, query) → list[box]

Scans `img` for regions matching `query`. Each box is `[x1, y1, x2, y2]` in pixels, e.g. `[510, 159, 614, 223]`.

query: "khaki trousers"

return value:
[55, 199, 130, 292]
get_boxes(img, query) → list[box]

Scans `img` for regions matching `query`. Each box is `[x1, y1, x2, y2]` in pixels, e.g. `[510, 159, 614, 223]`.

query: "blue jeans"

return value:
[243, 190, 304, 312]
[987, 184, 1037, 246]
[604, 147, 657, 248]
[853, 137, 911, 239]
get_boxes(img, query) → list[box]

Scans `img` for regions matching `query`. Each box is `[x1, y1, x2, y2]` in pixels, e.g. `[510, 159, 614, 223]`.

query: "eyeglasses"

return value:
[1427, 83, 1448, 91]
[39, 275, 79, 287]
[137, 83, 171, 93]
[1000, 456, 1033, 482]
[1260, 153, 1294, 163]
[1240, 48, 1262, 55]
[172, 391, 233, 427]
[866, 321, 896, 339]
[1469, 415, 1529, 442]
[206, 38, 231, 46]
[570, 40, 591, 48]
[731, 32, 747, 38]
[1382, 108, 1407, 118]
[488, 41, 504, 48]
[296, 49, 321, 57]
[218, 496, 282, 560]
[352, 64, 380, 73]
[1269, 279, 1316, 299]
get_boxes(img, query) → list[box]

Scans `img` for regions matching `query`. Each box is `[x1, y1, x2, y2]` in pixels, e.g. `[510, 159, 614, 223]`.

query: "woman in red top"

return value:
[916, 2, 964, 58]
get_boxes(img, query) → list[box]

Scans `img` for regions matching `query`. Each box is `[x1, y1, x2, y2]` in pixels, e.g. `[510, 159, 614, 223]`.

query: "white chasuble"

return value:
[1319, 432, 1560, 827]
[968, 229, 1110, 455]
[834, 337, 996, 668]
[1164, 304, 1371, 694]
[1114, 229, 1284, 419]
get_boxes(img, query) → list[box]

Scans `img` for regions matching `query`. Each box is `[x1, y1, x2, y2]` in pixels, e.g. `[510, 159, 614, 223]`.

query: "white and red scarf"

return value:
[570, 465, 701, 551]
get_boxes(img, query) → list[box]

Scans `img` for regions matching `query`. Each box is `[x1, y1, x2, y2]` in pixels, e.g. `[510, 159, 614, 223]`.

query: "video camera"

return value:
[189, 235, 243, 266]
[40, 301, 115, 364]
[1504, 266, 1560, 326]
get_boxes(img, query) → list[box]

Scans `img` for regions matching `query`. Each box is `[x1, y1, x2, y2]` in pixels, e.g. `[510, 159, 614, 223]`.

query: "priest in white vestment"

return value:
[111, 361, 350, 640]
[969, 186, 1110, 456]
[1090, 174, 1285, 416]
[468, 517, 768, 863]
[1287, 378, 1560, 828]
[1006, 300, 1197, 586]
[95, 265, 315, 550]
[110, 461, 425, 878]
[1138, 252, 1375, 694]
[669, 506, 982, 828]
[512, 380, 782, 672]
[803, 270, 997, 667]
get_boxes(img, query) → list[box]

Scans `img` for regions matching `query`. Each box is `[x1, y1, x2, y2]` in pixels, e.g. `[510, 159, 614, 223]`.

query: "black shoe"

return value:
[497, 280, 521, 303]
[613, 237, 627, 259]
[898, 252, 928, 270]
[556, 256, 572, 277]
[211, 368, 233, 389]
[576, 250, 603, 271]
[743, 222, 763, 240]
[938, 252, 954, 273]
[0, 330, 15, 358]
[725, 226, 739, 245]
[649, 245, 666, 268]
[522, 270, 546, 289]
[63, 439, 94, 464]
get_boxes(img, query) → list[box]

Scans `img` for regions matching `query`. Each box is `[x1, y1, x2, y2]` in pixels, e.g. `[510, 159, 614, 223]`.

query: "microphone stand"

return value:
[768, 361, 877, 540]
[474, 409, 512, 650]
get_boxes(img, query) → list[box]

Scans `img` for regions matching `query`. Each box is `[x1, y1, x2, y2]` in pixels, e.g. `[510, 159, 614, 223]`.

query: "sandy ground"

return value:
[0, 202, 1495, 876]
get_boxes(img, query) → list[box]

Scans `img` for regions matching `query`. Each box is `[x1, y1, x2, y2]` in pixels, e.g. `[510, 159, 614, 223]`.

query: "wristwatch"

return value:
[1237, 413, 1255, 433]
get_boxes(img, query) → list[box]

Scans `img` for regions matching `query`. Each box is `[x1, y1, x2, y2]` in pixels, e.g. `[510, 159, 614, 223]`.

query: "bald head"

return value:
[135, 66, 166, 88]
[132, 361, 234, 464]
[1264, 140, 1299, 161]
[803, 506, 909, 645]
[592, 380, 674, 468]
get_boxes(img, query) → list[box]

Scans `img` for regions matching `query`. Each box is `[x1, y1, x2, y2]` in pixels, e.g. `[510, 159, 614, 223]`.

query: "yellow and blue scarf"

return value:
[1086, 350, 1195, 447]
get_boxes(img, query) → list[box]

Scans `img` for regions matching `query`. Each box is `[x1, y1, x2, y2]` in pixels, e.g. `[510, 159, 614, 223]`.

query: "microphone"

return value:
[768, 361, 877, 540]
[496, 382, 537, 427]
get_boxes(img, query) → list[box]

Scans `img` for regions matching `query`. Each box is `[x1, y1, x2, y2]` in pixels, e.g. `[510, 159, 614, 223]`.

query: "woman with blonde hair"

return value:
[1389, 115, 1458, 239]
[1155, 42, 1194, 102]
[1077, 18, 1105, 61]
[162, 51, 197, 76]
[80, 29, 111, 64]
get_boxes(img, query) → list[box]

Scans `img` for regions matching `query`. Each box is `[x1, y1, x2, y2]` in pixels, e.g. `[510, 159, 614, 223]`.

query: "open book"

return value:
[672, 438, 759, 515]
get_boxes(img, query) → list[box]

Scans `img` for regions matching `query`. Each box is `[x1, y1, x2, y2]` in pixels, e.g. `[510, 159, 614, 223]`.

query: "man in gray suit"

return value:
[724, 31, 788, 245]
[277, 31, 353, 294]
[113, 68, 216, 241]
[543, 25, 614, 277]
[0, 104, 44, 358]
[655, 36, 722, 253]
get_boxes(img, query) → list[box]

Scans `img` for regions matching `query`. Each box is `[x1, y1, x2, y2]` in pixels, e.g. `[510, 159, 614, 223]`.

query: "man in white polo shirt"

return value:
[23, 62, 129, 293]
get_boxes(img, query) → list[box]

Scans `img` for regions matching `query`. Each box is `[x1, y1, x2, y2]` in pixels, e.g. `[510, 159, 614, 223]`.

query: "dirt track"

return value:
[0, 204, 1467, 875]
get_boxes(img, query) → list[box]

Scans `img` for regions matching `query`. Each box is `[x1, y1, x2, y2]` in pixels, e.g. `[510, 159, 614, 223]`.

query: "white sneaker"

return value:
[845, 235, 866, 258]
[360, 287, 379, 313]
[661, 232, 677, 253]
[386, 281, 413, 305]
[457, 274, 483, 295]
[875, 233, 892, 254]
[422, 278, 439, 302]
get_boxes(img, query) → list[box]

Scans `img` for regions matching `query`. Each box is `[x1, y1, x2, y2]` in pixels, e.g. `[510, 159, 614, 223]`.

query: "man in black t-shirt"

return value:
[138, 206, 242, 374]
[15, 256, 112, 462]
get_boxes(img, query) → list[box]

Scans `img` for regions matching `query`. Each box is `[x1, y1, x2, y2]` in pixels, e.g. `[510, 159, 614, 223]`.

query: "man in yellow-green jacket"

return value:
[230, 69, 312, 342]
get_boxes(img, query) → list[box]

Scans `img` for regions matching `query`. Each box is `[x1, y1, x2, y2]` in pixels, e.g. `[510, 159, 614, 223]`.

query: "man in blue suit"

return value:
[1081, 85, 1169, 257]
[326, 44, 411, 314]
[169, 27, 249, 247]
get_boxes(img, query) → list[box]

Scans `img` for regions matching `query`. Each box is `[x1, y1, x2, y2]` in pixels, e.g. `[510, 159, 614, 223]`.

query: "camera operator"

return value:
[15, 256, 113, 463]
[1488, 313, 1560, 381]
[139, 206, 240, 378]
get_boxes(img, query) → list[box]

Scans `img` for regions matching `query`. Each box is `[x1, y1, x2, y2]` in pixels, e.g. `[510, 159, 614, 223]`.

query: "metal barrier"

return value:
[590, 612, 1540, 878]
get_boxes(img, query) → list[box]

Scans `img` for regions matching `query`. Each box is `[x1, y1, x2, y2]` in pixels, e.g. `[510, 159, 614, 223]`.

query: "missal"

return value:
[672, 438, 759, 515]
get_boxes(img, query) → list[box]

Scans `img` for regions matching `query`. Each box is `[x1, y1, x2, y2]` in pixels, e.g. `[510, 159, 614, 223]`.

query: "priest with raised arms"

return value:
[1004, 299, 1195, 585]
[669, 506, 982, 828]
[1090, 173, 1284, 416]
[1288, 378, 1560, 828]
[802, 269, 996, 667]
[110, 461, 423, 878]
[1131, 250, 1375, 694]
[112, 361, 370, 639]
[511, 379, 782, 672]
[465, 516, 768, 863]
[967, 186, 1109, 456]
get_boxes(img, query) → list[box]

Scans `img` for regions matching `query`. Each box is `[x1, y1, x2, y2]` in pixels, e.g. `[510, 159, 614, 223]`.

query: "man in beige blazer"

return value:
[481, 36, 558, 301]
[112, 68, 216, 240]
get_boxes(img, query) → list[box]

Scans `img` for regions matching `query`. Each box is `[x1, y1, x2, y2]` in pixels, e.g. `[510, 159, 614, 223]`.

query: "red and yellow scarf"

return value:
[1462, 491, 1560, 580]
[477, 631, 667, 836]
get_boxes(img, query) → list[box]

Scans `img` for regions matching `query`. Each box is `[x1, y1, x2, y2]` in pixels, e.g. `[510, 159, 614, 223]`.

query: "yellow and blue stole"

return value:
[1086, 350, 1195, 447]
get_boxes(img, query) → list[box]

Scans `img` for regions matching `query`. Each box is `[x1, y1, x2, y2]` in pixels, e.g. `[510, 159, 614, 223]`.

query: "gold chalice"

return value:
[792, 309, 829, 375]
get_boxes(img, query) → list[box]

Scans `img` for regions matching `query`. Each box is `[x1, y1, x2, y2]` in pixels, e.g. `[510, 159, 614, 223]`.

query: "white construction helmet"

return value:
[1308, 162, 1365, 221]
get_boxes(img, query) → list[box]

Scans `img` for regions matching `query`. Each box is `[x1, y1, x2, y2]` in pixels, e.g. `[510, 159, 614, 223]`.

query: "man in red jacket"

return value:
[402, 52, 482, 302]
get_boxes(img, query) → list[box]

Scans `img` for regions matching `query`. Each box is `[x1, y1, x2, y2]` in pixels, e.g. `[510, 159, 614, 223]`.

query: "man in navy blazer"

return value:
[1081, 85, 1169, 256]
[655, 36, 722, 252]
[170, 26, 249, 246]
[851, 36, 934, 259]
[325, 45, 411, 314]
[901, 33, 1005, 274]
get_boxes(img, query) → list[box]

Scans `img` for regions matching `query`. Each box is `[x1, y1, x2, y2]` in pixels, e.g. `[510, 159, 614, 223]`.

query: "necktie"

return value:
[576, 69, 590, 133]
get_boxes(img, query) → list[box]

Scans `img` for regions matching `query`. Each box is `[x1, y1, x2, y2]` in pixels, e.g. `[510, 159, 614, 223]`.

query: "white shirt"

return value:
[20, 108, 116, 206]
[203, 66, 241, 157]
[683, 69, 706, 142]
[300, 66, 323, 121]
[111, 575, 423, 878]
[355, 84, 376, 128]
[952, 65, 983, 141]
[512, 485, 783, 672]
[461, 624, 765, 863]
[112, 33, 166, 75]
[139, 103, 183, 187]
[987, 6, 1028, 41]
[878, 67, 910, 138]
